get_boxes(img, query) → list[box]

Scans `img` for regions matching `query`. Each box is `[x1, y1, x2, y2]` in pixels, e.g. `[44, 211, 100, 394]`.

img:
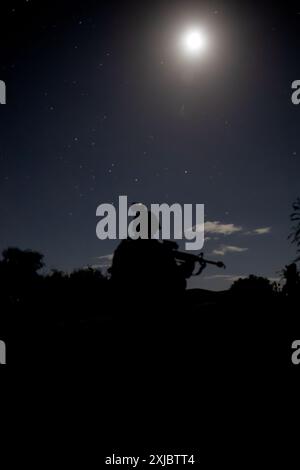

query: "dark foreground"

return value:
[2, 289, 299, 468]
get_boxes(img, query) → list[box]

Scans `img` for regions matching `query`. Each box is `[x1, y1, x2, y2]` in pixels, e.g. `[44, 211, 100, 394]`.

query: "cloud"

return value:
[204, 274, 247, 282]
[268, 277, 281, 284]
[97, 254, 113, 262]
[188, 221, 271, 238]
[252, 227, 271, 235]
[91, 254, 113, 269]
[204, 221, 243, 235]
[244, 226, 271, 235]
[212, 245, 248, 256]
[188, 220, 242, 235]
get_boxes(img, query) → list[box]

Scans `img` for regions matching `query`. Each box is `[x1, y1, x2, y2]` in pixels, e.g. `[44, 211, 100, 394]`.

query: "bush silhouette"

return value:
[282, 263, 300, 298]
[230, 275, 274, 298]
[1, 247, 44, 276]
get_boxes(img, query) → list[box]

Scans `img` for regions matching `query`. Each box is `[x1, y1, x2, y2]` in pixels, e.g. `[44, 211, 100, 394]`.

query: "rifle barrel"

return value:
[173, 250, 225, 269]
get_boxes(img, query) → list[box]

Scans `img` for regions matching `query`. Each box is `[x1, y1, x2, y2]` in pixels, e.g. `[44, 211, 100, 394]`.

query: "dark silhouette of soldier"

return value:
[109, 209, 195, 309]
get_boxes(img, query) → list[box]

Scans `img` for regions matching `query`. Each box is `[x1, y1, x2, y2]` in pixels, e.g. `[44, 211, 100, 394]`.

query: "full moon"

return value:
[181, 29, 208, 56]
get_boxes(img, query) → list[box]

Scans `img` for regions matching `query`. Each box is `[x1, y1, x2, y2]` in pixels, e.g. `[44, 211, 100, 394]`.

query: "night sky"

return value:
[1, 0, 299, 290]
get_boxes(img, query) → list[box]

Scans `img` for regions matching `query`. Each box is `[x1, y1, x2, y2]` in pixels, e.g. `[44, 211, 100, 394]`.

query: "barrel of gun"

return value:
[173, 250, 203, 264]
[174, 250, 224, 268]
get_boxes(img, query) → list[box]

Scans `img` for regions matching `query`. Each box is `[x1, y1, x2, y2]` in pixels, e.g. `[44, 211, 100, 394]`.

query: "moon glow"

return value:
[181, 29, 208, 56]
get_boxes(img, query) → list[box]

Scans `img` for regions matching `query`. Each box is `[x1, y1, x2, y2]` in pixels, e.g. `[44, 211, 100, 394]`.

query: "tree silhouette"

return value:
[230, 275, 274, 297]
[289, 197, 300, 262]
[282, 263, 300, 298]
[1, 247, 44, 276]
[0, 248, 45, 310]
